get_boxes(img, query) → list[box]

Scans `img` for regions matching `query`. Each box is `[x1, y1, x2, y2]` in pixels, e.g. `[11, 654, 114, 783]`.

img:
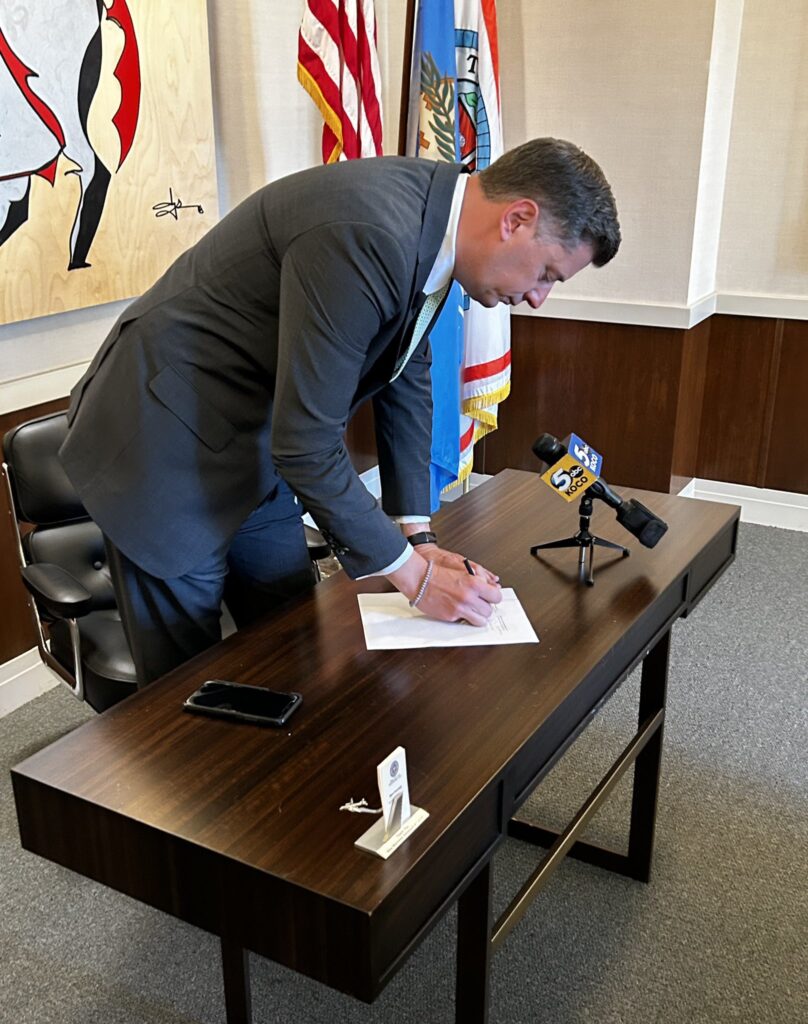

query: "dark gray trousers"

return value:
[104, 480, 316, 687]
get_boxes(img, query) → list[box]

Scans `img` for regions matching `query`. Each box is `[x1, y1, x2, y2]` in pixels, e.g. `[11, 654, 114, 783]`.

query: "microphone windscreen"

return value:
[532, 433, 567, 466]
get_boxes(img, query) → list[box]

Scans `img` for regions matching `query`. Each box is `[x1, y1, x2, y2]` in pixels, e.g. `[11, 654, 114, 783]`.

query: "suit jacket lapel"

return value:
[391, 162, 465, 369]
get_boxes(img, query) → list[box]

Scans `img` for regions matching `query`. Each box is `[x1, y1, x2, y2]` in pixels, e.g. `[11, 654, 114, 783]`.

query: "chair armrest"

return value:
[21, 563, 94, 620]
[304, 525, 332, 562]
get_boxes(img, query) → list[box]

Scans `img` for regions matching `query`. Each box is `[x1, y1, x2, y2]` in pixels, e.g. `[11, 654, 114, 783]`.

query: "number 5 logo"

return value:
[551, 468, 572, 491]
[573, 443, 591, 469]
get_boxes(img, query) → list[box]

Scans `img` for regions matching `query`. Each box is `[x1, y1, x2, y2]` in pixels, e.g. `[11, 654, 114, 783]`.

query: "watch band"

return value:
[407, 531, 438, 547]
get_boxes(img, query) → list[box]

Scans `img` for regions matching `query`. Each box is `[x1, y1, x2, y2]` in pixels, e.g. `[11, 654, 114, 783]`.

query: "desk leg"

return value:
[627, 628, 670, 882]
[455, 860, 493, 1024]
[221, 937, 252, 1024]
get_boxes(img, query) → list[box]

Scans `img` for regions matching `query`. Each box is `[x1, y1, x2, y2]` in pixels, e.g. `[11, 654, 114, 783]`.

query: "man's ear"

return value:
[501, 198, 540, 239]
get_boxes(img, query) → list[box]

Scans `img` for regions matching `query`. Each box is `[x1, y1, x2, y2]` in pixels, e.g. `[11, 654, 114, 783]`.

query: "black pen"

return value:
[463, 557, 475, 576]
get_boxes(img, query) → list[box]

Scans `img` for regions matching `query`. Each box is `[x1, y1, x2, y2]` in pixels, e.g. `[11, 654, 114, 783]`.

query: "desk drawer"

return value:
[684, 516, 739, 615]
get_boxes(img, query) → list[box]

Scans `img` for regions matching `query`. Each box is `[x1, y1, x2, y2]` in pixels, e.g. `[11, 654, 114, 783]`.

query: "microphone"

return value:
[532, 433, 566, 465]
[532, 433, 668, 548]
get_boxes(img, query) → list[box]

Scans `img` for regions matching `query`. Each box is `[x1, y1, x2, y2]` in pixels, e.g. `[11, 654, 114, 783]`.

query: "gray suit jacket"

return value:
[60, 157, 462, 579]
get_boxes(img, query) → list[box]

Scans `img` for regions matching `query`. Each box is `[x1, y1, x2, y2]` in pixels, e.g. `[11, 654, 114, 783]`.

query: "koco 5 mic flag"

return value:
[533, 432, 669, 547]
[567, 433, 603, 476]
[539, 432, 603, 503]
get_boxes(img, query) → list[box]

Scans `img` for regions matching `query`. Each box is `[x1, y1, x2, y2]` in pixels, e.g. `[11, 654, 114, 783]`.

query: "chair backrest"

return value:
[4, 412, 117, 610]
[3, 413, 86, 525]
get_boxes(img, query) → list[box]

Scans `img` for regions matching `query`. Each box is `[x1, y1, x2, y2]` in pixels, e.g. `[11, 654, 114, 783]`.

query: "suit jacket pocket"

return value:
[148, 364, 236, 452]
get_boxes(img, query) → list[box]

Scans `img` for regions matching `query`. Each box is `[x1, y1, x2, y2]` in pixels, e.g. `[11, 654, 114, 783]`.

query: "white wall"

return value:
[2, 1, 806, 413]
[717, 0, 808, 300]
[687, 0, 744, 307]
[209, 0, 408, 211]
[499, 0, 717, 310]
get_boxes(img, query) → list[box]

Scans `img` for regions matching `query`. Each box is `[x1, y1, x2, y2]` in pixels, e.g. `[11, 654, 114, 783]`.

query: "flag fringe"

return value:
[297, 63, 344, 158]
[440, 421, 496, 495]
[461, 380, 511, 419]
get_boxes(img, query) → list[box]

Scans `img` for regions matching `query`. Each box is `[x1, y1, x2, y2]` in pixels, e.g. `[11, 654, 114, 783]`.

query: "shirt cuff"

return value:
[356, 542, 415, 579]
[393, 515, 431, 525]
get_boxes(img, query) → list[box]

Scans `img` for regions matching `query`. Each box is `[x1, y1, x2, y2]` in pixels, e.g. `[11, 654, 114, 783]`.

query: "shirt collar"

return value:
[422, 173, 468, 295]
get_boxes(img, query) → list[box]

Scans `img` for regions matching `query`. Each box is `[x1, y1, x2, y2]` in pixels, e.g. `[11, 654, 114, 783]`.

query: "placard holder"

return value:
[355, 793, 429, 859]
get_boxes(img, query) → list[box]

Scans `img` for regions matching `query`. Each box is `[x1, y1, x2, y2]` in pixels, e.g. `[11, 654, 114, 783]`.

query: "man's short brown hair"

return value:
[479, 138, 621, 266]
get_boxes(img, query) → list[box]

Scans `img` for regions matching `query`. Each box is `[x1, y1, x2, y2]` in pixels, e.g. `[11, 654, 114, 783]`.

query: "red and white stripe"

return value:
[456, 0, 509, 483]
[298, 0, 384, 163]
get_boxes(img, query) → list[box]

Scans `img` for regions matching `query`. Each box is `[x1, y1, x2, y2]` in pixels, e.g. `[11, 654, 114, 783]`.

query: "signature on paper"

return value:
[152, 187, 204, 220]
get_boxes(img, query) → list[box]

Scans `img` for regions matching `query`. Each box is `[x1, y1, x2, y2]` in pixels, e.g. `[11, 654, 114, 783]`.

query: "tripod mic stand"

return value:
[531, 493, 629, 586]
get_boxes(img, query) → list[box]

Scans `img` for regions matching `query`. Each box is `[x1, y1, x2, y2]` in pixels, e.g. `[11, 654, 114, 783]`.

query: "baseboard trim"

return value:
[715, 292, 808, 321]
[514, 291, 808, 329]
[0, 648, 61, 718]
[681, 478, 808, 532]
[517, 295, 713, 329]
[677, 478, 697, 498]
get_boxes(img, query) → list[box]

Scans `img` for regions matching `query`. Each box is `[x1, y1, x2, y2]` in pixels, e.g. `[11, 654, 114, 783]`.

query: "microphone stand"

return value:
[530, 493, 629, 586]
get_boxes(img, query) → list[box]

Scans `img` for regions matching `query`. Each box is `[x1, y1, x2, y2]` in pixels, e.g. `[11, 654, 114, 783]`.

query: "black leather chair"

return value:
[3, 412, 332, 713]
[2, 412, 137, 711]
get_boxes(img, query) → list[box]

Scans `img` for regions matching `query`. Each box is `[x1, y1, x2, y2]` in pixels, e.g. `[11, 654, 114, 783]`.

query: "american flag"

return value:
[298, 0, 384, 163]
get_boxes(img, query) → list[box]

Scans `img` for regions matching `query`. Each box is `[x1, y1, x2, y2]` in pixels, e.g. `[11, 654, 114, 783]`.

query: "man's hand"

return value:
[397, 523, 500, 587]
[388, 549, 503, 626]
[412, 543, 500, 587]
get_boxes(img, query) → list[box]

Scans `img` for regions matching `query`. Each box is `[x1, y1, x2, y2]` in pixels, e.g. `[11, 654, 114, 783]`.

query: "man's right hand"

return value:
[388, 552, 502, 626]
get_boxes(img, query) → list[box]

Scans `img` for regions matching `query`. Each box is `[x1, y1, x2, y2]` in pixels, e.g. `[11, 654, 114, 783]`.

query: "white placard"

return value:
[377, 746, 411, 835]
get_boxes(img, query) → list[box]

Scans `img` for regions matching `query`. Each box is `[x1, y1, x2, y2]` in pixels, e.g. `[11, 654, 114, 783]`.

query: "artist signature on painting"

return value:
[152, 187, 204, 220]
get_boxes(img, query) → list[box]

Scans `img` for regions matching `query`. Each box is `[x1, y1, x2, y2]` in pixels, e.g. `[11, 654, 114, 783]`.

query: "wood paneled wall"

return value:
[1, 311, 805, 667]
[475, 317, 689, 492]
[477, 313, 808, 496]
[0, 398, 69, 666]
[698, 316, 808, 493]
[344, 402, 378, 473]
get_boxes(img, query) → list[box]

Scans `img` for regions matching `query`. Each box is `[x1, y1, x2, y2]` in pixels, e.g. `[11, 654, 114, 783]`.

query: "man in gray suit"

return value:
[60, 137, 620, 686]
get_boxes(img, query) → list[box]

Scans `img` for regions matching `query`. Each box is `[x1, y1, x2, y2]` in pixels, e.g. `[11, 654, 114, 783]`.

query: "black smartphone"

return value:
[183, 680, 302, 726]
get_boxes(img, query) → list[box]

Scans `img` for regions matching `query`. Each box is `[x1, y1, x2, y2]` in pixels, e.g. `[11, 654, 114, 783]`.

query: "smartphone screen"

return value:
[183, 680, 302, 726]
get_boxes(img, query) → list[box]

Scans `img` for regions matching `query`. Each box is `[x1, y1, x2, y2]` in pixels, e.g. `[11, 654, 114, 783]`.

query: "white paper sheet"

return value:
[357, 588, 539, 650]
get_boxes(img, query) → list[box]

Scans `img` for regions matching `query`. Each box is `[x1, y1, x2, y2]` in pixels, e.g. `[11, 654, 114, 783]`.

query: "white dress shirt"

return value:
[366, 173, 469, 577]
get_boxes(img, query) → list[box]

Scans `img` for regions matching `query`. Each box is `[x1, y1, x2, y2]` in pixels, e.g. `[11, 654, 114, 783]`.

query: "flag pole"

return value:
[397, 0, 417, 155]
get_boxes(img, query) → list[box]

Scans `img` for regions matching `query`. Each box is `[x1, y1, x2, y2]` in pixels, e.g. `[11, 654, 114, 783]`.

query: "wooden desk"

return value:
[12, 470, 739, 1022]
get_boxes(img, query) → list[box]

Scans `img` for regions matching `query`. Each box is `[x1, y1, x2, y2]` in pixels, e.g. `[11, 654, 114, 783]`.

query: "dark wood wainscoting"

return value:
[476, 312, 808, 497]
[766, 319, 808, 493]
[2, 313, 804, 667]
[474, 316, 693, 492]
[344, 401, 378, 472]
[699, 316, 808, 493]
[0, 399, 69, 666]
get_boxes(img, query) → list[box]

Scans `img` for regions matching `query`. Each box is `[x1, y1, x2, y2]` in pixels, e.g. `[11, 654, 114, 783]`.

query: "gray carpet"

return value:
[1, 522, 806, 1023]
